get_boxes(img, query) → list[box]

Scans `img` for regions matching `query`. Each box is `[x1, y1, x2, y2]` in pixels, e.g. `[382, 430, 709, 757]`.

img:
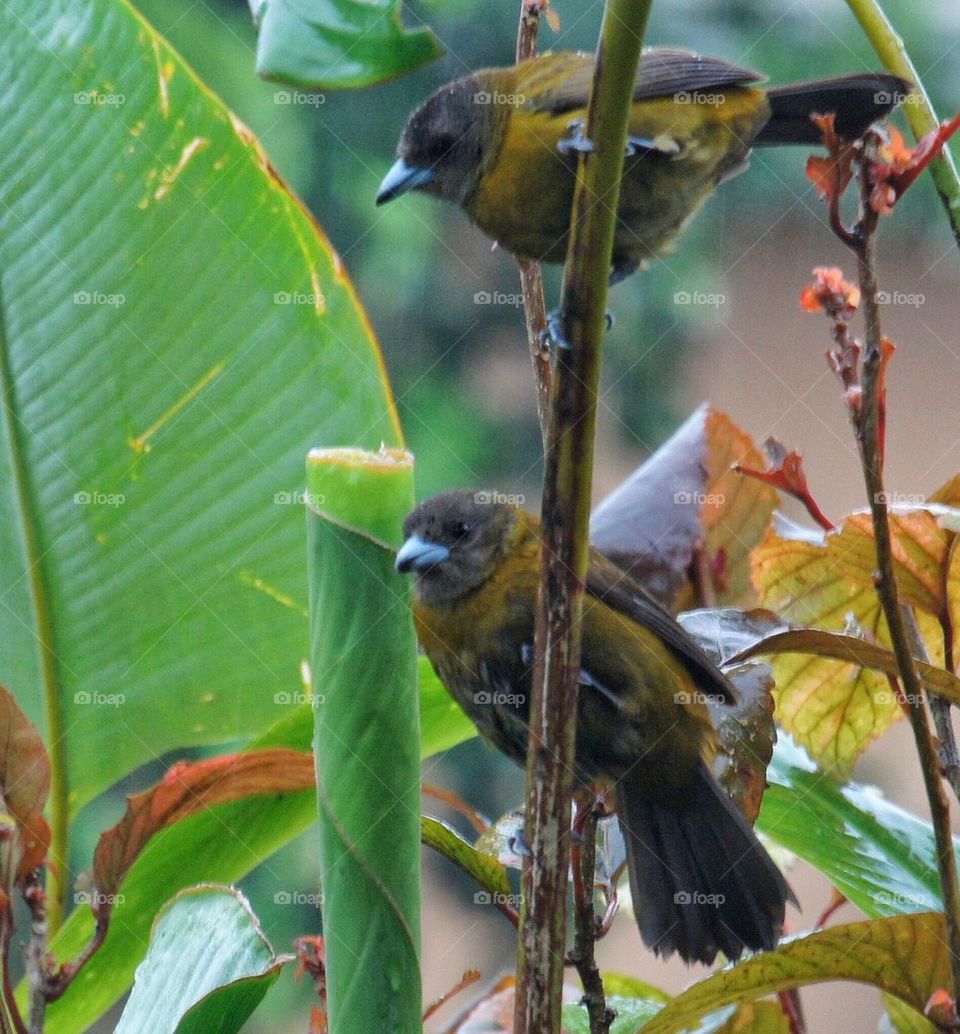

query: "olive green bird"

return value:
[396, 490, 794, 964]
[378, 49, 908, 281]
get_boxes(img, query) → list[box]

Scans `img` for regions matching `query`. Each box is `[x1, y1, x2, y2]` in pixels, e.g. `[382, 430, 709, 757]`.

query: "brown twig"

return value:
[689, 542, 718, 608]
[23, 869, 47, 1034]
[0, 833, 26, 1034]
[517, 258, 552, 447]
[778, 989, 806, 1034]
[901, 607, 960, 802]
[936, 608, 960, 798]
[569, 793, 614, 1034]
[514, 2, 653, 1030]
[514, 3, 553, 447]
[422, 783, 489, 835]
[843, 142, 960, 999]
[814, 887, 848, 930]
[422, 969, 482, 1022]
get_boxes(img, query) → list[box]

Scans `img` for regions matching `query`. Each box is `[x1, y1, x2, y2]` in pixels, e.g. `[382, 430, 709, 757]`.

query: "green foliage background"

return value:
[133, 0, 957, 502]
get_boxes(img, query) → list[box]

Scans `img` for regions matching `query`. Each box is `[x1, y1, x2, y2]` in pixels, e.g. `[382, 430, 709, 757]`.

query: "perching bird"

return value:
[395, 490, 792, 964]
[377, 49, 908, 281]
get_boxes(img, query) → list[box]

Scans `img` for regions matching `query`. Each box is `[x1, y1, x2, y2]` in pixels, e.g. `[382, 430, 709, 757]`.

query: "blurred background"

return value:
[103, 0, 960, 1029]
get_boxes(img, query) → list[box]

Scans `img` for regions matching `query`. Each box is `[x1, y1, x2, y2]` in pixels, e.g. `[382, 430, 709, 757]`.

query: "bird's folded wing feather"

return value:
[521, 48, 762, 115]
[585, 555, 738, 705]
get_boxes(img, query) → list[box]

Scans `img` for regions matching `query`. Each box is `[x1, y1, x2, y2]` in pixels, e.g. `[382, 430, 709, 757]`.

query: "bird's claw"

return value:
[558, 119, 595, 156]
[540, 309, 614, 354]
[541, 309, 573, 354]
[510, 828, 532, 859]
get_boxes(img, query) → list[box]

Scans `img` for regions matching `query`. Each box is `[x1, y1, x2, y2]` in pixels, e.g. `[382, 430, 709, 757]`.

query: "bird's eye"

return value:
[429, 132, 461, 159]
[454, 521, 471, 538]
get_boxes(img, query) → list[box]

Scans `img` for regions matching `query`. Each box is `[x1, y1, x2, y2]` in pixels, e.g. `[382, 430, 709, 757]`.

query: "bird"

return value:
[377, 49, 908, 282]
[395, 489, 793, 964]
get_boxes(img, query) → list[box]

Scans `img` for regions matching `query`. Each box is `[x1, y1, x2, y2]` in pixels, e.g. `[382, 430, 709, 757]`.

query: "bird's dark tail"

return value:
[756, 73, 910, 145]
[616, 760, 793, 965]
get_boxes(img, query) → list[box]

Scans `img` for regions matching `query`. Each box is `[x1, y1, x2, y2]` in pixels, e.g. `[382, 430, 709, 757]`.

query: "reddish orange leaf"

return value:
[925, 987, 960, 1028]
[870, 114, 960, 212]
[0, 686, 52, 883]
[295, 934, 328, 1033]
[805, 113, 856, 203]
[92, 749, 315, 909]
[17, 815, 51, 884]
[735, 439, 835, 532]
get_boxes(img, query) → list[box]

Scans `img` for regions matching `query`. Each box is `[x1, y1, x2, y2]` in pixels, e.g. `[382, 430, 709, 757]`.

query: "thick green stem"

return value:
[846, 0, 960, 245]
[514, 3, 653, 1031]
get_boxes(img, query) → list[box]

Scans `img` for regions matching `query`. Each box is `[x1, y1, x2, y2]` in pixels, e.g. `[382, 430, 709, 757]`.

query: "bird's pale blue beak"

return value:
[376, 160, 434, 205]
[395, 535, 450, 573]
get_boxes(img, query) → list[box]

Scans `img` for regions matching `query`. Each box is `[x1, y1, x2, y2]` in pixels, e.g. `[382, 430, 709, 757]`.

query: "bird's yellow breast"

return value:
[466, 79, 770, 266]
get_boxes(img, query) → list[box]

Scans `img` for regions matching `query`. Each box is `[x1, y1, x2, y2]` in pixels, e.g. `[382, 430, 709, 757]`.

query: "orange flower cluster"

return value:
[800, 266, 860, 320]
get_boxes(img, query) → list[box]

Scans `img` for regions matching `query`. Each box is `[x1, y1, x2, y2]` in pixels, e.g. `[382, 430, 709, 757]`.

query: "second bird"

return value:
[377, 49, 907, 281]
[396, 490, 794, 964]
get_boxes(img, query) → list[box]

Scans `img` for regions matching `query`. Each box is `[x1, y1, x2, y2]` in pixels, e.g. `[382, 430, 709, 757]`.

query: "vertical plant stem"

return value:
[514, 2, 553, 446]
[845, 0, 960, 244]
[902, 604, 960, 803]
[851, 198, 960, 998]
[515, 3, 652, 1031]
[569, 793, 612, 1034]
[24, 872, 46, 1034]
[935, 609, 960, 798]
[0, 840, 25, 1034]
[517, 258, 552, 448]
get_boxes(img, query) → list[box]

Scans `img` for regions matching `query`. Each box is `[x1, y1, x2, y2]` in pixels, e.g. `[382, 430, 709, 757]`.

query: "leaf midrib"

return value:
[0, 281, 68, 930]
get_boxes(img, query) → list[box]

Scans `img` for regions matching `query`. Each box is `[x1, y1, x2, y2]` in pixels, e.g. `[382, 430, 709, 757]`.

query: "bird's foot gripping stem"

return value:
[539, 308, 614, 354]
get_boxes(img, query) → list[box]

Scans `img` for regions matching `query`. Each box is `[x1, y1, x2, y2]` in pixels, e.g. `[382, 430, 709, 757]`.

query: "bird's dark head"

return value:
[376, 75, 492, 208]
[396, 490, 520, 606]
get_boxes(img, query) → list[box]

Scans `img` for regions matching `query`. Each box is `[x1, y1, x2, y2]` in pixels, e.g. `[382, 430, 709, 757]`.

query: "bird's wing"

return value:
[522, 48, 762, 115]
[585, 552, 738, 705]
